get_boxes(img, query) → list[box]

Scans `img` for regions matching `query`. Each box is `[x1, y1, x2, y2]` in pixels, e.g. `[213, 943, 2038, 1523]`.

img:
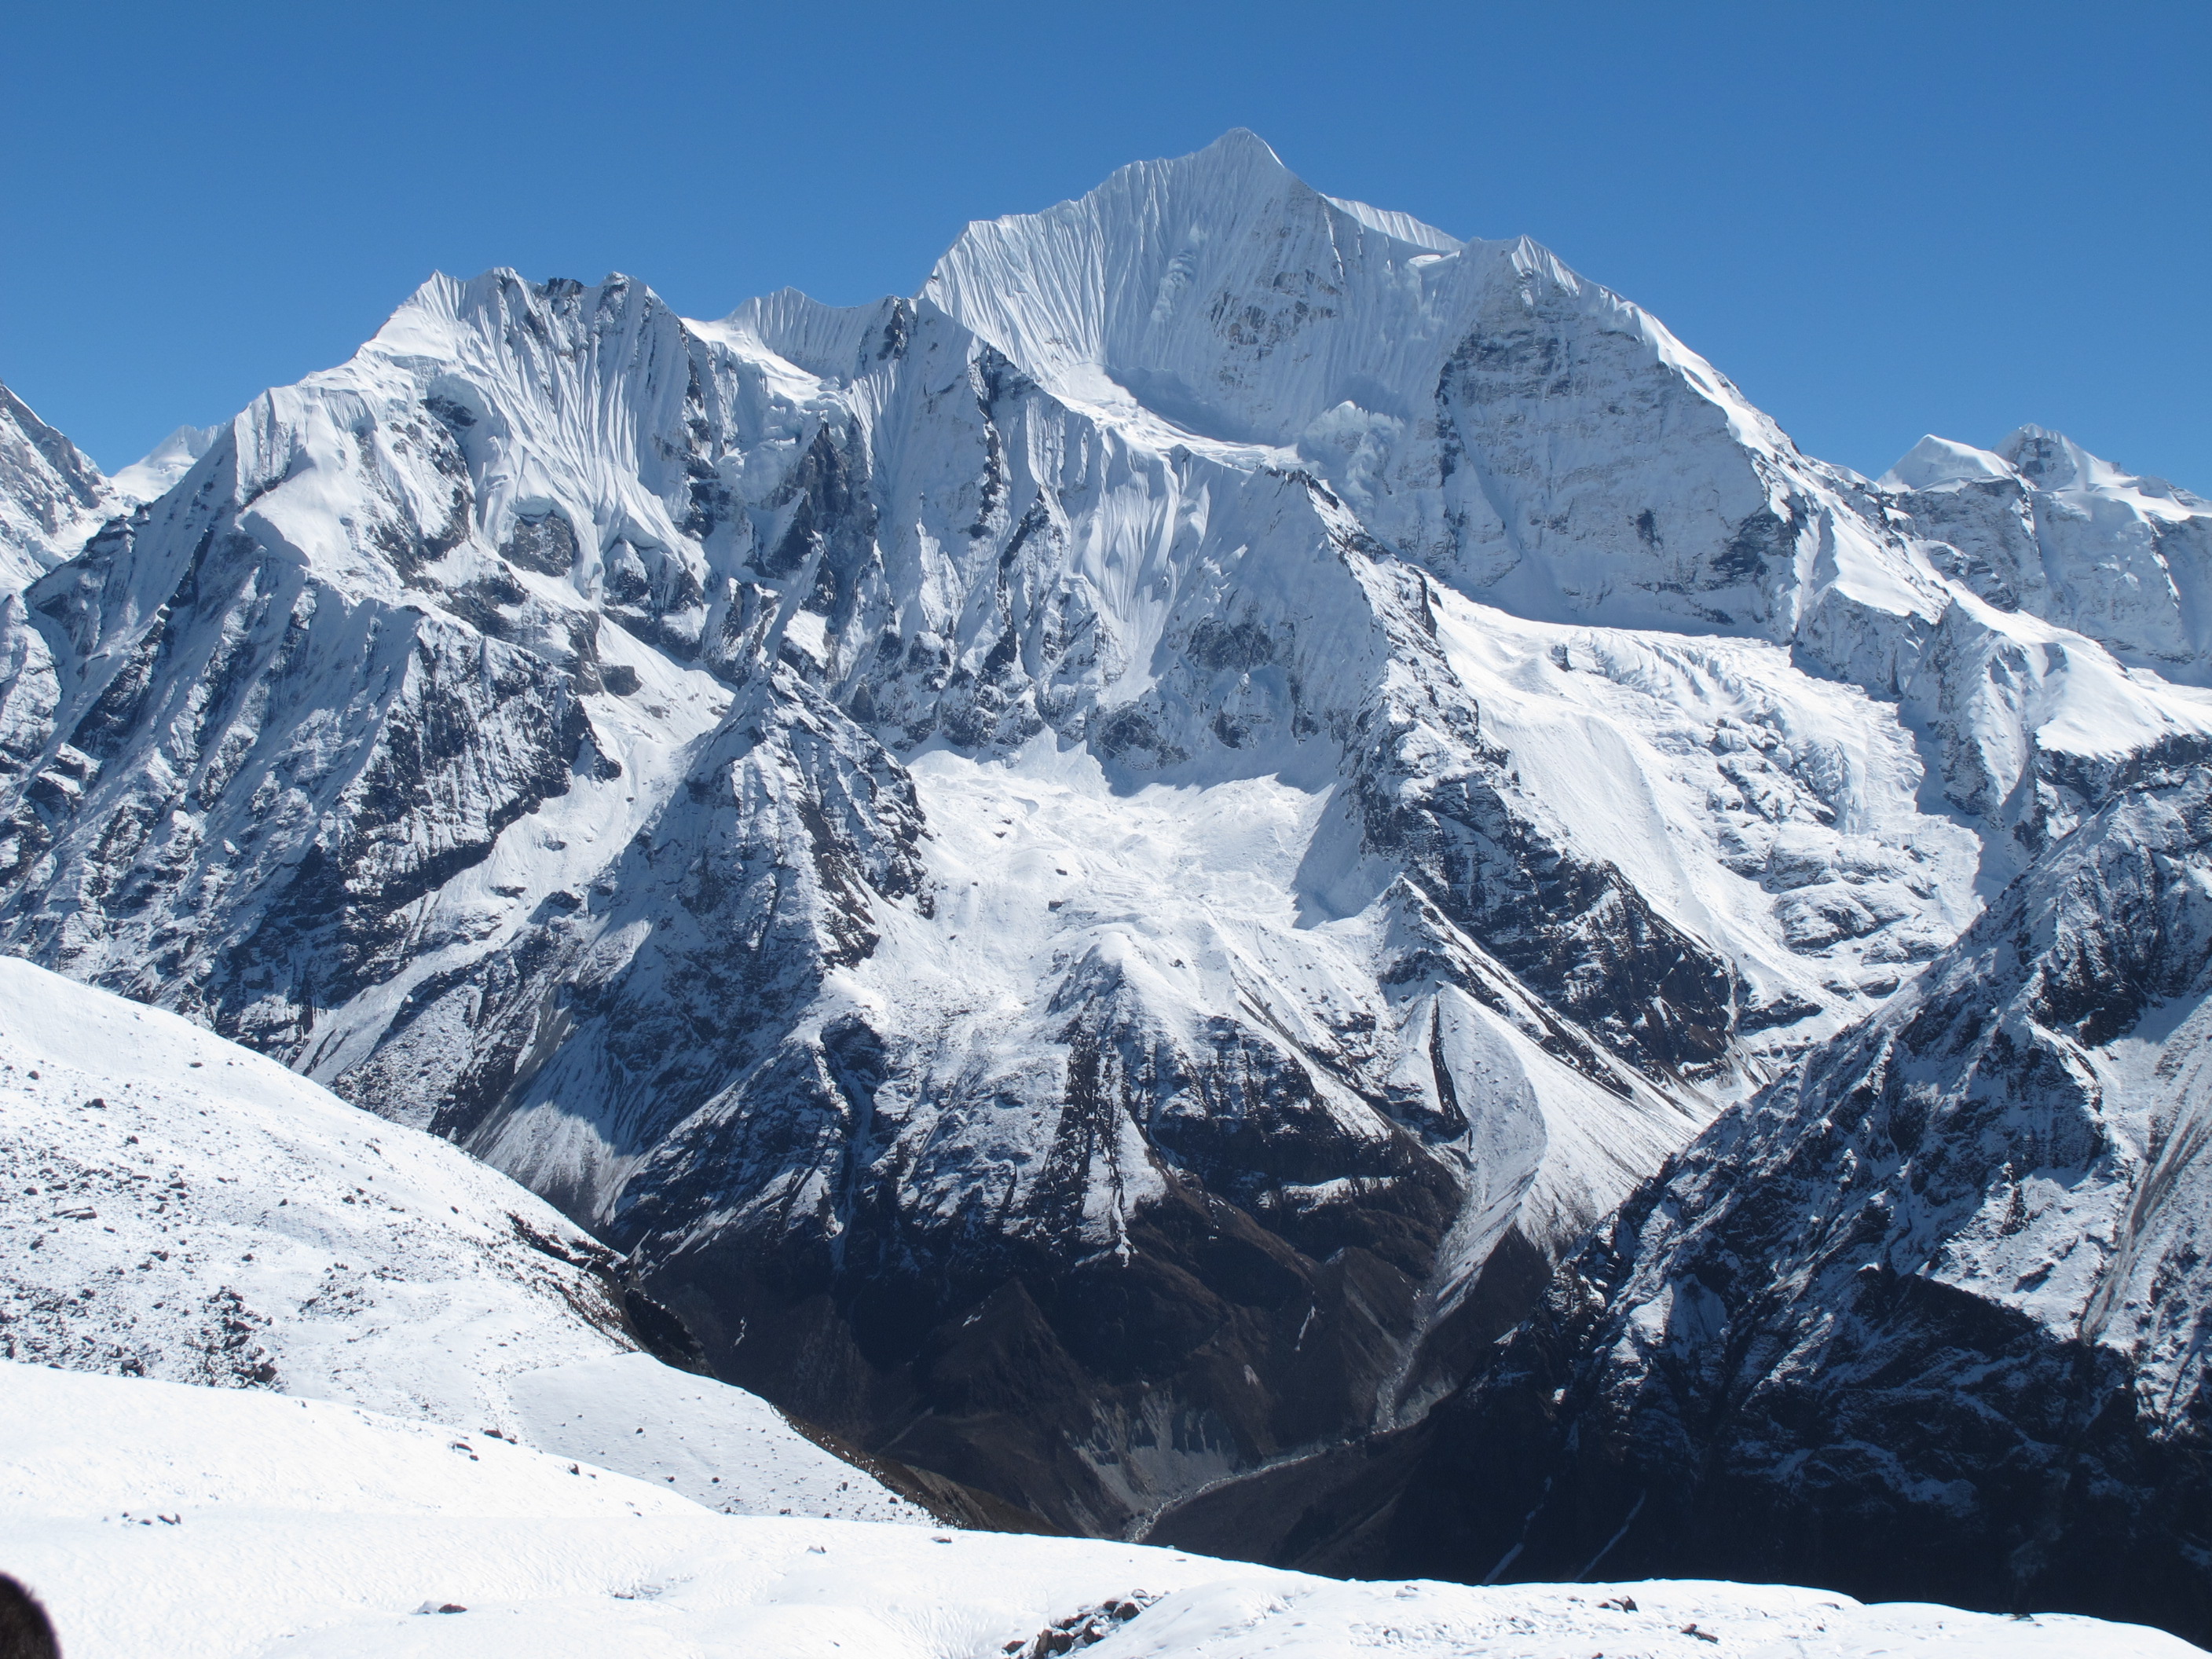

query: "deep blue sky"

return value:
[2, 1, 2205, 486]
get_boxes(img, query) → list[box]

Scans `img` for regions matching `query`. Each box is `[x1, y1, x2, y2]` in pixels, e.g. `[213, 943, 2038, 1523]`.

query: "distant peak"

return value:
[112, 423, 219, 505]
[1994, 423, 2104, 492]
[1880, 427, 2150, 499]
[1879, 434, 2013, 493]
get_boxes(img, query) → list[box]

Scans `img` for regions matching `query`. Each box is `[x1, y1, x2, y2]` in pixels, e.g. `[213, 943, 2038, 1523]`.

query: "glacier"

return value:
[0, 126, 2207, 1623]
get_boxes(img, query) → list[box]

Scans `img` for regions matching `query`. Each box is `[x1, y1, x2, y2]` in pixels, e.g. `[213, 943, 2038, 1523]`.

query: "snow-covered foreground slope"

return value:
[0, 958, 925, 1525]
[2, 1364, 2194, 1659]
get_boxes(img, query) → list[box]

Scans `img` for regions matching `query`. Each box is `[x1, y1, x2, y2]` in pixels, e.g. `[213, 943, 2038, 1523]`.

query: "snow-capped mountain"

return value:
[0, 956, 928, 1525]
[0, 381, 119, 590]
[5, 1362, 2194, 1659]
[1886, 425, 2212, 685]
[0, 391, 221, 589]
[0, 129, 2206, 1577]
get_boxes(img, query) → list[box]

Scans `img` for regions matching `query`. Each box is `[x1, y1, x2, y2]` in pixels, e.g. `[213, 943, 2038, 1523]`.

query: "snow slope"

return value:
[0, 957, 925, 1525]
[0, 1361, 2194, 1659]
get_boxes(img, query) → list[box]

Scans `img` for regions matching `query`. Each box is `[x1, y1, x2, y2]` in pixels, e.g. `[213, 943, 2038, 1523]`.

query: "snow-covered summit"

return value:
[1884, 425, 2199, 504]
[1883, 423, 2212, 683]
[108, 421, 217, 504]
[1998, 423, 2146, 494]
[1881, 432, 2020, 491]
[921, 127, 1474, 448]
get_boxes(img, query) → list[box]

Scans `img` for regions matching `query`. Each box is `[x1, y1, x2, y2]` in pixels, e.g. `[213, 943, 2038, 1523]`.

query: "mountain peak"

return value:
[1994, 423, 2111, 492]
[921, 134, 1472, 445]
[112, 423, 218, 504]
[1884, 425, 2203, 509]
[1878, 433, 2014, 492]
[1191, 125, 1287, 169]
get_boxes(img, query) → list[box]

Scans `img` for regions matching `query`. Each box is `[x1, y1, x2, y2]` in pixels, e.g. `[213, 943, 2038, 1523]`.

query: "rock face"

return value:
[0, 131, 2207, 1554]
[1368, 758, 2212, 1643]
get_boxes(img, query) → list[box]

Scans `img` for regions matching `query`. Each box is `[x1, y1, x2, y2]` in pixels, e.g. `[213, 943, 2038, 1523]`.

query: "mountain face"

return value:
[1885, 427, 2212, 687]
[1356, 760, 2212, 1641]
[0, 132, 2207, 1569]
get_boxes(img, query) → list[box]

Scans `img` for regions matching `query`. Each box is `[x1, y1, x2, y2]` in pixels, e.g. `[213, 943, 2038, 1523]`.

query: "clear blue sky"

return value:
[3, 1, 2205, 487]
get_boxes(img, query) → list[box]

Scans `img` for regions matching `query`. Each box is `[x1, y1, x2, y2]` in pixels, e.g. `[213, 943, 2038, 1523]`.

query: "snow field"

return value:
[1429, 589, 1983, 1030]
[2, 1362, 2195, 1658]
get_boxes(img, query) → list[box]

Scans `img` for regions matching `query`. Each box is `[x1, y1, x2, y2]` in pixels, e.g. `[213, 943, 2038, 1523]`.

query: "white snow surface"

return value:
[1426, 589, 1983, 1026]
[0, 958, 925, 1525]
[2, 1361, 2195, 1659]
